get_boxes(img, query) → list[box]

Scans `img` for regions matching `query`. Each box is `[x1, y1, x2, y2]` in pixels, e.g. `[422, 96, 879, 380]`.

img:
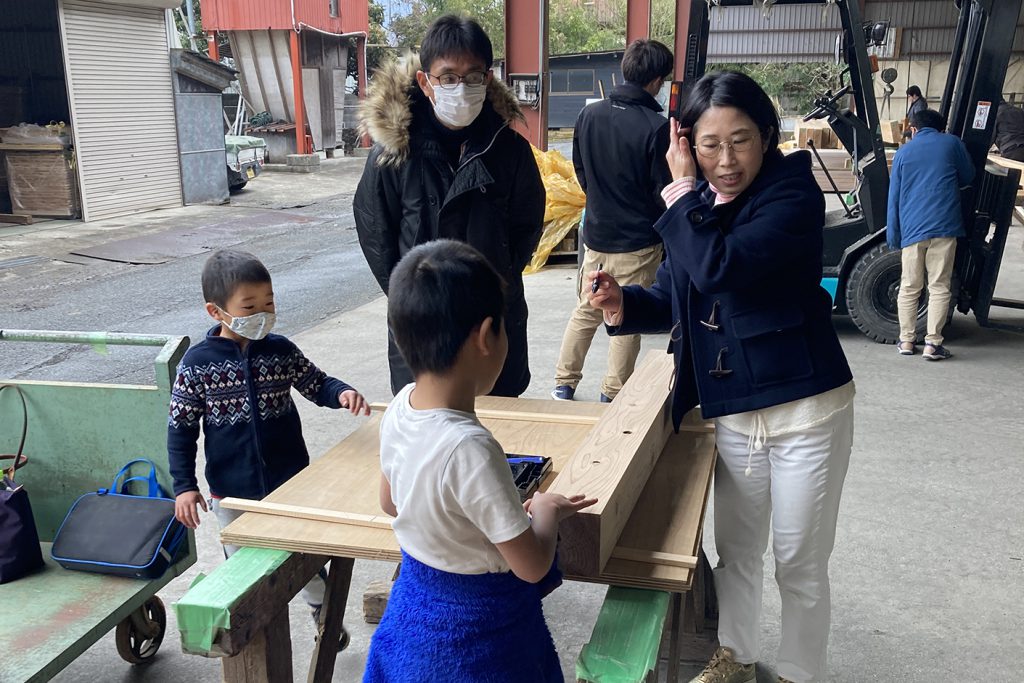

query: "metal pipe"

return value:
[0, 330, 174, 346]
[940, 0, 972, 120]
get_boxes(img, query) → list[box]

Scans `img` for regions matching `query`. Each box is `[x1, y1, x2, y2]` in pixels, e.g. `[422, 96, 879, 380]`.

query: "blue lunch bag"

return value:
[51, 459, 186, 579]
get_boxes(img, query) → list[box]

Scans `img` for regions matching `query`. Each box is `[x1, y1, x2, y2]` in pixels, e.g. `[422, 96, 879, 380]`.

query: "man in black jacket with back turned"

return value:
[353, 16, 545, 397]
[552, 39, 673, 402]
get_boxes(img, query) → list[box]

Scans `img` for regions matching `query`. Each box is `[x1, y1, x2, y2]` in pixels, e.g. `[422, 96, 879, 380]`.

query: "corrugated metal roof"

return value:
[201, 0, 368, 35]
[699, 1, 1024, 63]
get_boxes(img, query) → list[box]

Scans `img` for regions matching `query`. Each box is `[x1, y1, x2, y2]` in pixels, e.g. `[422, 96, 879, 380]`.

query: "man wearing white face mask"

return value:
[354, 15, 545, 398]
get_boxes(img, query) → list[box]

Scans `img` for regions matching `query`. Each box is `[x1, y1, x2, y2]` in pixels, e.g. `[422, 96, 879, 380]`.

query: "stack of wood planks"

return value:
[794, 119, 844, 151]
[0, 143, 79, 218]
[219, 351, 718, 593]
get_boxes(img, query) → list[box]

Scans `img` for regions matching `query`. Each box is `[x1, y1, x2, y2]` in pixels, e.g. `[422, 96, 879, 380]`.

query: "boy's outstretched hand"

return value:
[524, 492, 598, 521]
[339, 389, 371, 416]
[175, 490, 207, 529]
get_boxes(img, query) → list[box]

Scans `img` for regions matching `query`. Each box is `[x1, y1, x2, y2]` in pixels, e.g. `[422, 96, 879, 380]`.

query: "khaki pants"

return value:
[554, 244, 663, 398]
[897, 237, 957, 346]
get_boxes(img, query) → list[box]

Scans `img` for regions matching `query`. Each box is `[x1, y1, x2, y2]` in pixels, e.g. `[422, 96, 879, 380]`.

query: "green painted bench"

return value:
[0, 330, 197, 683]
[577, 552, 719, 683]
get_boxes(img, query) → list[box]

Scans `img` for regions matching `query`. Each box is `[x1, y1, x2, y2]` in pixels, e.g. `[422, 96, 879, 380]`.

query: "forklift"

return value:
[670, 0, 1023, 342]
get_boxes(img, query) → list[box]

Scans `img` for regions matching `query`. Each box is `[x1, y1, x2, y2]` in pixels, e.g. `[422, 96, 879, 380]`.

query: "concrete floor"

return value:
[4, 155, 1023, 681]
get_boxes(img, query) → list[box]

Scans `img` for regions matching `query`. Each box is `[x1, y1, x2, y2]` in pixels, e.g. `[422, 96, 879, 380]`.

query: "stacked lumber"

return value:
[219, 352, 718, 593]
[2, 146, 79, 218]
[787, 147, 857, 193]
[794, 119, 844, 151]
[880, 119, 905, 145]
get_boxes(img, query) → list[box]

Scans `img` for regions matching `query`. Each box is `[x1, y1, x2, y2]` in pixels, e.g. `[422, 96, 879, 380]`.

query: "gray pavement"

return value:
[3, 156, 1024, 681]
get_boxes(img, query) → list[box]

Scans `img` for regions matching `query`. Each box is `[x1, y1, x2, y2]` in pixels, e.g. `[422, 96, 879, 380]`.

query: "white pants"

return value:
[211, 498, 327, 607]
[712, 403, 854, 683]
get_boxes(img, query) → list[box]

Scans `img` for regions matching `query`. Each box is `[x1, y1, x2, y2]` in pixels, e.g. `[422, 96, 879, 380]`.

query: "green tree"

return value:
[390, 0, 505, 55]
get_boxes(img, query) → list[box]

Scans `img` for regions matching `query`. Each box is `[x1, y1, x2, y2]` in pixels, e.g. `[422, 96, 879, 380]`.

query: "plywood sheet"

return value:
[221, 395, 716, 592]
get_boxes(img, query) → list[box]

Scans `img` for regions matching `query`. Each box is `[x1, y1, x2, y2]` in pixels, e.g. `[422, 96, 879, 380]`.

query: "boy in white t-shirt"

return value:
[364, 240, 596, 683]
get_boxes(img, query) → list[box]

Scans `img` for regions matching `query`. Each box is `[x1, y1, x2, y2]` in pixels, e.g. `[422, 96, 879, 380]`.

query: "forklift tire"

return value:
[845, 244, 927, 344]
[115, 596, 166, 664]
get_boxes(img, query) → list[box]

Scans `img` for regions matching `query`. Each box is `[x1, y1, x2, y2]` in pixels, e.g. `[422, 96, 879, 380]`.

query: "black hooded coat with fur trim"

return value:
[354, 57, 545, 397]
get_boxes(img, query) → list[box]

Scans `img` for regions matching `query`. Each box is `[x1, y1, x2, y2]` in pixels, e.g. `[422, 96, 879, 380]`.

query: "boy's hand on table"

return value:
[524, 492, 598, 521]
[175, 490, 207, 529]
[339, 389, 370, 416]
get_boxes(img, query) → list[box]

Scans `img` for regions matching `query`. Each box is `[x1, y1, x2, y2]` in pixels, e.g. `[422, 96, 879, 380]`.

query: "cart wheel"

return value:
[116, 596, 166, 664]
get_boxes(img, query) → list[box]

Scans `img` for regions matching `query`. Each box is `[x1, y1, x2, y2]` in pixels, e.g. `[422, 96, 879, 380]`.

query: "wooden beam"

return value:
[215, 551, 328, 656]
[368, 402, 601, 427]
[0, 214, 33, 225]
[222, 608, 293, 683]
[307, 558, 354, 683]
[220, 498, 394, 531]
[546, 351, 675, 576]
[610, 547, 698, 570]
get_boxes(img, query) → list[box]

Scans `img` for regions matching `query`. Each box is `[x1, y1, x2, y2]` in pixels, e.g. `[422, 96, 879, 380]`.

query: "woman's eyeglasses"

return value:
[695, 136, 757, 158]
[428, 71, 488, 89]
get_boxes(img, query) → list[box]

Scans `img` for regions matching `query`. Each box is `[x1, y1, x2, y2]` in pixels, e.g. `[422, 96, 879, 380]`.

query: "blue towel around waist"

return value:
[363, 551, 564, 683]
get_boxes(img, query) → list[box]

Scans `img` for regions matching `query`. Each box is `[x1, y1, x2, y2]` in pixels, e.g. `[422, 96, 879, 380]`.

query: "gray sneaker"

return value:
[310, 605, 350, 652]
[922, 344, 953, 361]
[688, 647, 755, 683]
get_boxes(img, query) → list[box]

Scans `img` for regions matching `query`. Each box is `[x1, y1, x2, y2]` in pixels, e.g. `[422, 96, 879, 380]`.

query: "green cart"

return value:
[0, 330, 197, 682]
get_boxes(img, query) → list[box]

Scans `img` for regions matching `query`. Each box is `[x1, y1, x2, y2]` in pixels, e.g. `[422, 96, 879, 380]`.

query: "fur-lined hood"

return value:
[359, 54, 524, 167]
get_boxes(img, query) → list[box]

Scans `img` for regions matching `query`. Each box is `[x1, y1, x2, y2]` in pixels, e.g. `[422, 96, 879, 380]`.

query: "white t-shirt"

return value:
[379, 384, 531, 574]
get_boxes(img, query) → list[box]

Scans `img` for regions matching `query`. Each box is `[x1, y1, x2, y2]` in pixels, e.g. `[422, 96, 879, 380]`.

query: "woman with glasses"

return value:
[588, 71, 855, 683]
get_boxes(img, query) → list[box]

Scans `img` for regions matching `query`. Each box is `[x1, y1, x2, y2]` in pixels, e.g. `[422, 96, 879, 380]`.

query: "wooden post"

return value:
[207, 32, 219, 61]
[308, 558, 355, 683]
[290, 30, 308, 155]
[222, 608, 293, 683]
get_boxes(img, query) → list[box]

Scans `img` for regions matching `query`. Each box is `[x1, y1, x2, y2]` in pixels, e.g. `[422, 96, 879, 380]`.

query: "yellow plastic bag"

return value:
[524, 146, 586, 275]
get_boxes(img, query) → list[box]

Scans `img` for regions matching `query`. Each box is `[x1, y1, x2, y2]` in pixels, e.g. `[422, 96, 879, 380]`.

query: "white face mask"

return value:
[218, 306, 276, 341]
[431, 83, 487, 129]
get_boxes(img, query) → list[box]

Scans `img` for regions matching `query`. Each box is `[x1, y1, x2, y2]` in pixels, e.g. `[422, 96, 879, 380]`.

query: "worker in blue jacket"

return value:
[887, 109, 975, 361]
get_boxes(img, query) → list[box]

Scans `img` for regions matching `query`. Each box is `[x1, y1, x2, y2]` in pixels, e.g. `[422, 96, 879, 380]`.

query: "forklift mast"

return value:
[941, 0, 1023, 326]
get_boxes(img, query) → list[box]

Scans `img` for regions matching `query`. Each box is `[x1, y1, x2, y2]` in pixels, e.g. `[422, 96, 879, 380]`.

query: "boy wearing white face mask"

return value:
[168, 249, 369, 648]
[354, 15, 545, 399]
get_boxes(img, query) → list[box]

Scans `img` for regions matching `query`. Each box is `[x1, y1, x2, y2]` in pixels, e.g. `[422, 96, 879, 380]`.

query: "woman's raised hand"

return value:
[587, 270, 624, 323]
[667, 117, 697, 181]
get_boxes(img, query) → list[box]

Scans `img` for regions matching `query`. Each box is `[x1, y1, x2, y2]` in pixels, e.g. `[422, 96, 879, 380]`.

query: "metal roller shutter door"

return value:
[59, 0, 182, 221]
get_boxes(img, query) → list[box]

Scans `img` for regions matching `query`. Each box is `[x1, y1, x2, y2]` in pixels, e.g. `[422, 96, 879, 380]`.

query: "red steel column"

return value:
[504, 0, 549, 150]
[673, 0, 707, 83]
[207, 32, 219, 61]
[626, 0, 652, 45]
[289, 30, 309, 155]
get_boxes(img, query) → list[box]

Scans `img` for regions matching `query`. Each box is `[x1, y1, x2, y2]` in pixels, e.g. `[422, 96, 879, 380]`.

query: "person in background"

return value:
[888, 109, 975, 361]
[552, 39, 674, 403]
[993, 97, 1024, 162]
[354, 15, 544, 398]
[903, 85, 928, 140]
[589, 71, 855, 683]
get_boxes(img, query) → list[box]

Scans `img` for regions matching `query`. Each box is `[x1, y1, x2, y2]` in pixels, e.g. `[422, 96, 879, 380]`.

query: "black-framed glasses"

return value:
[428, 71, 488, 89]
[695, 136, 757, 159]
